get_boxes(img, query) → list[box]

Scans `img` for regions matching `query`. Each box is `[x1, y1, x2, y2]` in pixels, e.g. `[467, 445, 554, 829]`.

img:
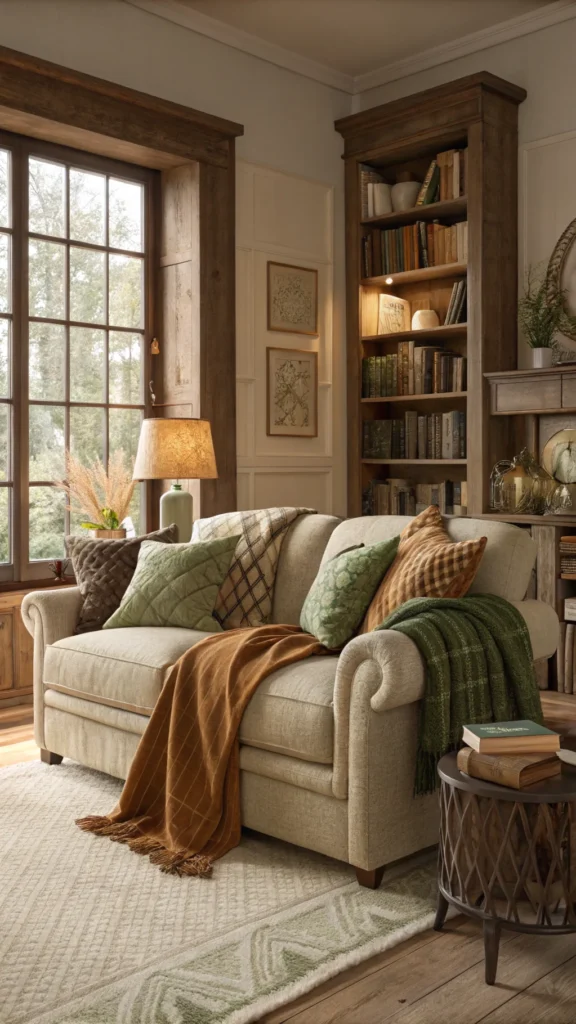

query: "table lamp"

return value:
[133, 418, 217, 542]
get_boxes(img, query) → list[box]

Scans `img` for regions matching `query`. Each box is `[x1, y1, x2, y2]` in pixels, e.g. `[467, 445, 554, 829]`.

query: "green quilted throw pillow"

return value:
[300, 537, 400, 650]
[103, 536, 239, 632]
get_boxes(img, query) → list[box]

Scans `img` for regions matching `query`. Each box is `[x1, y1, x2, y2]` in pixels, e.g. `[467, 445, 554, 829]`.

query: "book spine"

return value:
[561, 622, 569, 696]
[457, 747, 523, 788]
[416, 160, 436, 205]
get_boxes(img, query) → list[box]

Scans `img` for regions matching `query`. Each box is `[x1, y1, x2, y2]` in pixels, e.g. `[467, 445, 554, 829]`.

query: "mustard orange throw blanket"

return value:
[77, 625, 325, 877]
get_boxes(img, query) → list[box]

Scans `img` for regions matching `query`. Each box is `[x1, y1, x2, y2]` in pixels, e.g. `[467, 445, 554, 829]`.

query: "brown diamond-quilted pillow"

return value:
[66, 525, 178, 633]
[360, 505, 487, 633]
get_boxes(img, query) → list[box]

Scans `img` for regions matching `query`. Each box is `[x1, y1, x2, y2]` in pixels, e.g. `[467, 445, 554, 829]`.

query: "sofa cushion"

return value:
[323, 515, 536, 603]
[300, 538, 399, 649]
[103, 536, 239, 631]
[43, 627, 337, 764]
[362, 506, 487, 632]
[66, 524, 178, 633]
[44, 627, 209, 714]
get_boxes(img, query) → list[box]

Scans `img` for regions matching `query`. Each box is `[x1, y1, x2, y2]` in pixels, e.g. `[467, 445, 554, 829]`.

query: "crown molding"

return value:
[124, 0, 576, 99]
[355, 0, 576, 95]
[123, 0, 355, 93]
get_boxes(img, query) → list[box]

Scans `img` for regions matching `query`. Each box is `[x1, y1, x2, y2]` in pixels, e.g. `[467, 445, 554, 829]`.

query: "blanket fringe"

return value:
[75, 816, 213, 877]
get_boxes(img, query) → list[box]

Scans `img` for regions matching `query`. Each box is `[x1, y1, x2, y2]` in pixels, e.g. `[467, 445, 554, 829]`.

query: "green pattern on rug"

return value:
[52, 864, 437, 1024]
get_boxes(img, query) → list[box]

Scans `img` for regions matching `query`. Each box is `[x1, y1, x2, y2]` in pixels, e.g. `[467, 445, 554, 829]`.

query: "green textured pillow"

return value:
[300, 537, 400, 649]
[103, 536, 239, 631]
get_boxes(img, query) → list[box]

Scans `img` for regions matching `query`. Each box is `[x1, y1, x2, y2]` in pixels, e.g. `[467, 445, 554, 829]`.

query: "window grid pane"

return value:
[24, 151, 148, 564]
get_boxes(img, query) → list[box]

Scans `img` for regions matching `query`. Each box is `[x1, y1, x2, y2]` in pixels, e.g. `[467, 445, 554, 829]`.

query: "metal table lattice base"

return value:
[436, 753, 576, 984]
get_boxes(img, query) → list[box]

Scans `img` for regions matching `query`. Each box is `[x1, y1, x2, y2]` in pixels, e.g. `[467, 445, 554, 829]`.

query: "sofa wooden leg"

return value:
[40, 749, 63, 765]
[355, 865, 385, 889]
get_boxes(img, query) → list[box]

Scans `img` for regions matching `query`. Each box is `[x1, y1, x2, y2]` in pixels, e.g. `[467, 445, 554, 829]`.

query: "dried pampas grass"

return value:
[57, 451, 135, 529]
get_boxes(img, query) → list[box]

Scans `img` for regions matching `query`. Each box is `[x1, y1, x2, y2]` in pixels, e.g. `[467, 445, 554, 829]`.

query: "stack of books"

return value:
[458, 720, 561, 789]
[366, 479, 467, 516]
[560, 536, 576, 577]
[362, 346, 467, 397]
[361, 220, 468, 278]
[362, 411, 466, 460]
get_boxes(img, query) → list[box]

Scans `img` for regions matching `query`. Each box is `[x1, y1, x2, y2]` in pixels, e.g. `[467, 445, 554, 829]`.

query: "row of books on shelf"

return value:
[559, 536, 576, 576]
[361, 220, 468, 277]
[458, 720, 562, 790]
[362, 347, 467, 397]
[366, 478, 467, 517]
[362, 411, 466, 460]
[360, 147, 468, 219]
[375, 286, 466, 335]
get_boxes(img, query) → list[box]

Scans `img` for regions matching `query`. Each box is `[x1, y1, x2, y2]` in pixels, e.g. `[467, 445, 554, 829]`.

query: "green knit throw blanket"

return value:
[375, 594, 543, 795]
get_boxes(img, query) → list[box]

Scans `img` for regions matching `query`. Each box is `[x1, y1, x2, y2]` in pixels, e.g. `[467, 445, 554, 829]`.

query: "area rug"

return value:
[0, 761, 440, 1024]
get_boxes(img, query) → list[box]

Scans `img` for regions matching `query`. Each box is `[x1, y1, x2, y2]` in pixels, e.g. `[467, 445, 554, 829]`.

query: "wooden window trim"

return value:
[0, 130, 156, 584]
[0, 46, 243, 590]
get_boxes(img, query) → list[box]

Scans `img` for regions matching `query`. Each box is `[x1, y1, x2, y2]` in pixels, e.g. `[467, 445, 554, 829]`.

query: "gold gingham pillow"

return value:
[360, 504, 487, 633]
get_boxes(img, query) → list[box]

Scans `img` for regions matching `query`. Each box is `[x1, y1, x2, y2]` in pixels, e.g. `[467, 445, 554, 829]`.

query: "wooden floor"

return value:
[3, 695, 576, 1023]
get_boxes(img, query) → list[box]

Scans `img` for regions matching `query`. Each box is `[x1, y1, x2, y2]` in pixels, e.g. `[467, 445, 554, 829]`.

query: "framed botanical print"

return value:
[266, 347, 318, 437]
[267, 261, 318, 336]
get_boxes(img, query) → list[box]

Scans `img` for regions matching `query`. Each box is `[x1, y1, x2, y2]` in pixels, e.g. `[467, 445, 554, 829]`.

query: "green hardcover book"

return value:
[386, 354, 393, 397]
[422, 163, 440, 205]
[377, 355, 385, 396]
[462, 720, 559, 755]
[362, 357, 370, 398]
[391, 353, 398, 396]
[368, 356, 378, 398]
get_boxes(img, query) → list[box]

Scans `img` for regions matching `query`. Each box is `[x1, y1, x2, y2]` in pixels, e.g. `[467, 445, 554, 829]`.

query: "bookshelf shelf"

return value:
[362, 262, 467, 287]
[362, 323, 467, 343]
[362, 459, 467, 466]
[361, 391, 467, 404]
[336, 72, 526, 518]
[361, 196, 467, 230]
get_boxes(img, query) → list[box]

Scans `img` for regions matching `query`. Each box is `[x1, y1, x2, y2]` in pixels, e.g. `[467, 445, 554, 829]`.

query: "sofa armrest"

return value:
[331, 598, 558, 801]
[510, 599, 559, 661]
[21, 587, 82, 747]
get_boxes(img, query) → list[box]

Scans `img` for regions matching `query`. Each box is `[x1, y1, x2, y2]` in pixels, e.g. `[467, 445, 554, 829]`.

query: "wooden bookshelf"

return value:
[362, 262, 468, 287]
[335, 72, 526, 517]
[361, 196, 467, 229]
[363, 459, 467, 466]
[363, 323, 467, 343]
[361, 391, 467, 404]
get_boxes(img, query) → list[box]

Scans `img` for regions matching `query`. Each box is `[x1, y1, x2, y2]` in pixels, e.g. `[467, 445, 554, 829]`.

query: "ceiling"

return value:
[176, 0, 557, 77]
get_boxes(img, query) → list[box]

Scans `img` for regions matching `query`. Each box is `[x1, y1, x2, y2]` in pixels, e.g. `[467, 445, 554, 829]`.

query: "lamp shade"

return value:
[132, 418, 218, 481]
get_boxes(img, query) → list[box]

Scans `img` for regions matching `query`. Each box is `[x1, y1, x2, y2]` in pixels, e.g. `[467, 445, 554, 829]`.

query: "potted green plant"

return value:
[58, 451, 135, 539]
[518, 266, 576, 368]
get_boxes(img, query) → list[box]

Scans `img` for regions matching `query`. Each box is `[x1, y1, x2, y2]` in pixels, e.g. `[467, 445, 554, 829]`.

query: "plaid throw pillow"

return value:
[191, 507, 315, 629]
[360, 505, 487, 633]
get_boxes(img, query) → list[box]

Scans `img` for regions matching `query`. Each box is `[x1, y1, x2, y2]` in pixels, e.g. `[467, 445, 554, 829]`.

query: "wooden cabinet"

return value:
[0, 592, 33, 706]
[487, 367, 576, 415]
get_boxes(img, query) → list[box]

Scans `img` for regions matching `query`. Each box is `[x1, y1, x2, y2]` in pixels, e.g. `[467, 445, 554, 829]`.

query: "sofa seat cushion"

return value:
[43, 627, 338, 764]
[44, 627, 211, 714]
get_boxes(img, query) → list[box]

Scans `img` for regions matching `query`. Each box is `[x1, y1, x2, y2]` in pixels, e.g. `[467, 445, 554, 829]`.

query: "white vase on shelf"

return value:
[411, 310, 440, 330]
[391, 181, 421, 212]
[531, 347, 553, 369]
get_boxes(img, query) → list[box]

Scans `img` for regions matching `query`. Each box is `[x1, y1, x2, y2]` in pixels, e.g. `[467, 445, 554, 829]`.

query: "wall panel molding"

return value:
[236, 160, 336, 513]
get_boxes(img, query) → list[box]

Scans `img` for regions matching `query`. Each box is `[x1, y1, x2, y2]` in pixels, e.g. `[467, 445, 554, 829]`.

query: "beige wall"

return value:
[236, 161, 340, 514]
[0, 0, 350, 515]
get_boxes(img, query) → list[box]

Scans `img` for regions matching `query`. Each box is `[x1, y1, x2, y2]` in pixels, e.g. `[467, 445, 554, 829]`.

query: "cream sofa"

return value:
[22, 513, 559, 888]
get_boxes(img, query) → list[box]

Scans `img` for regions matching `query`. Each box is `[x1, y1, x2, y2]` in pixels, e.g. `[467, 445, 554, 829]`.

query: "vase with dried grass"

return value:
[57, 451, 135, 539]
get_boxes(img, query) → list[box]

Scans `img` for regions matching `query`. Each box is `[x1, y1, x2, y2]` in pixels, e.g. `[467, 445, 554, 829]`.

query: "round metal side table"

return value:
[435, 752, 576, 985]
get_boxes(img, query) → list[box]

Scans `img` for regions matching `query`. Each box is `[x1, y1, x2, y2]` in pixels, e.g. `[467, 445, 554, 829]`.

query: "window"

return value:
[0, 134, 155, 582]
